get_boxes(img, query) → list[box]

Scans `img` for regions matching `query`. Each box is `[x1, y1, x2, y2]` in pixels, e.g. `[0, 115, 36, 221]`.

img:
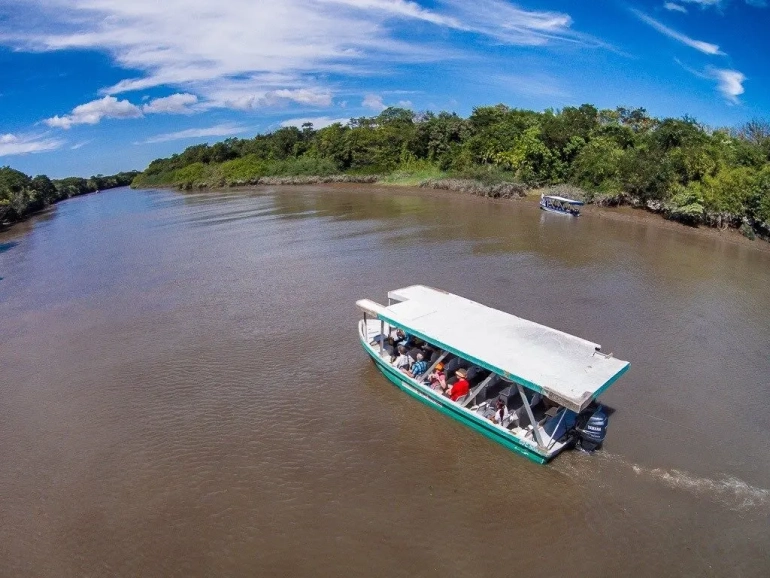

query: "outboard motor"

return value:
[575, 405, 608, 453]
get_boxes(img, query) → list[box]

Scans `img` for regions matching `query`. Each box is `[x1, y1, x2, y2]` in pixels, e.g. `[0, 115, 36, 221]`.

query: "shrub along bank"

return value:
[1, 167, 139, 227]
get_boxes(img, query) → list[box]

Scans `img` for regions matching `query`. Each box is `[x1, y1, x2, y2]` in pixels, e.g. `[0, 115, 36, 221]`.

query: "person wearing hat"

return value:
[427, 362, 447, 392]
[446, 368, 470, 402]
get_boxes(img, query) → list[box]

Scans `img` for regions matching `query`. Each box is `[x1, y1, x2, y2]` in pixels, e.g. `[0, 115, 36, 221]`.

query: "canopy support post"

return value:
[418, 351, 448, 384]
[517, 383, 546, 450]
[379, 320, 385, 357]
[463, 374, 496, 408]
[546, 408, 568, 451]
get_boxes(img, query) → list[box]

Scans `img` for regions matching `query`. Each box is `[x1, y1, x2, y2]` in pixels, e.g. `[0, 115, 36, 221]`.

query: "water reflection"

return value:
[0, 241, 18, 253]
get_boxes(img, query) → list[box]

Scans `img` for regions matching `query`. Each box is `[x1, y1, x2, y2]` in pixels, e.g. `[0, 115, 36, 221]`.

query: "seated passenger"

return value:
[443, 357, 469, 379]
[390, 329, 412, 349]
[407, 346, 423, 361]
[393, 345, 411, 372]
[445, 368, 470, 401]
[427, 363, 446, 391]
[490, 397, 509, 426]
[408, 353, 428, 379]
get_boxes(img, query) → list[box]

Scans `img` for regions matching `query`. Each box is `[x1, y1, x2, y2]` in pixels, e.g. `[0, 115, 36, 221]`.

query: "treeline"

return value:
[0, 167, 139, 227]
[132, 105, 770, 237]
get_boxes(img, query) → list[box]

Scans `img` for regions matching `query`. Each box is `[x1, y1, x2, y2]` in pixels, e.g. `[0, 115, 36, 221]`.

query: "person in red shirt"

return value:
[446, 368, 470, 402]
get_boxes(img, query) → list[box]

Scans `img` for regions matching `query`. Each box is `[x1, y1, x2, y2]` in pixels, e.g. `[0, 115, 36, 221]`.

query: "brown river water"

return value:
[1, 185, 769, 577]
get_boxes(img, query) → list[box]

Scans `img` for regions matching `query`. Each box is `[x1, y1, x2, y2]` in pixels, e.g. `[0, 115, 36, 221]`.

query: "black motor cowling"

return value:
[574, 405, 608, 453]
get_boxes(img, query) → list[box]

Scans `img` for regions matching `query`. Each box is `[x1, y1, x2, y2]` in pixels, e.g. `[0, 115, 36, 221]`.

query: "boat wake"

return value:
[629, 463, 770, 511]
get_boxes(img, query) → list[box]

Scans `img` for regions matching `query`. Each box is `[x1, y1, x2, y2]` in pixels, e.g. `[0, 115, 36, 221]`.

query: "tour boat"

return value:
[356, 286, 629, 464]
[540, 193, 584, 216]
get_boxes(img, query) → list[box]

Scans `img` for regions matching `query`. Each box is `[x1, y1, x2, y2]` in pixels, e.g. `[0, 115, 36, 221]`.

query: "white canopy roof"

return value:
[543, 195, 584, 205]
[357, 285, 629, 412]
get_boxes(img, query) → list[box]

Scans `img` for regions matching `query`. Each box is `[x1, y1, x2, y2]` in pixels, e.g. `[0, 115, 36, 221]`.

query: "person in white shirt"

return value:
[393, 346, 411, 372]
[491, 398, 509, 426]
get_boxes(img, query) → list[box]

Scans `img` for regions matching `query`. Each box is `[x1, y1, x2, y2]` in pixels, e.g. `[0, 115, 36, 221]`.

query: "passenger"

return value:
[445, 368, 470, 402]
[427, 362, 447, 391]
[393, 345, 412, 372]
[408, 353, 428, 378]
[407, 346, 423, 361]
[490, 398, 509, 426]
[391, 328, 412, 349]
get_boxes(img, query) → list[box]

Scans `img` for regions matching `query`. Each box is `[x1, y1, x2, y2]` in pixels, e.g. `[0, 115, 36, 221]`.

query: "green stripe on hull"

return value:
[360, 338, 548, 465]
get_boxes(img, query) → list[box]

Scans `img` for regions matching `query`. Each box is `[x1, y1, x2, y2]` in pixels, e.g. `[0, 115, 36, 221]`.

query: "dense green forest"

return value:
[0, 167, 139, 227]
[133, 104, 770, 238]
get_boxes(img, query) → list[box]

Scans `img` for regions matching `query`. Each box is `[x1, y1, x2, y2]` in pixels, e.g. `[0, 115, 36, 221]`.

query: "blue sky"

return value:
[0, 0, 768, 177]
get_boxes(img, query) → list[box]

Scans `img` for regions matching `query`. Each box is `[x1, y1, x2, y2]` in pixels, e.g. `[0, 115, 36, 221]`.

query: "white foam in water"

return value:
[563, 452, 770, 512]
[631, 464, 770, 511]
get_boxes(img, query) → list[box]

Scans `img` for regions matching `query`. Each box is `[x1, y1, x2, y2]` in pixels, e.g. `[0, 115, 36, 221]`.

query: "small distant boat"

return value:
[357, 285, 629, 464]
[540, 193, 584, 216]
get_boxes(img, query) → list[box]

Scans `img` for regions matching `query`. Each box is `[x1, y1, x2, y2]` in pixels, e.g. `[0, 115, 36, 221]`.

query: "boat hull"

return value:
[540, 203, 579, 216]
[358, 324, 549, 464]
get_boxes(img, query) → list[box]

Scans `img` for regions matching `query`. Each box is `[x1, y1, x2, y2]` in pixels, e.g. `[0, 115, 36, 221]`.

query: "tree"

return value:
[570, 137, 623, 191]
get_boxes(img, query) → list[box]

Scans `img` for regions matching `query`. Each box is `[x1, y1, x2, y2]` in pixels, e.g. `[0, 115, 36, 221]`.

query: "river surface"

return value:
[1, 185, 769, 577]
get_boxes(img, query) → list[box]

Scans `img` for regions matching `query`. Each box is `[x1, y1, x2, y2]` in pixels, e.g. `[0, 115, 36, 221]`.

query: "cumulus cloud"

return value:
[362, 94, 386, 111]
[0, 133, 64, 156]
[631, 9, 723, 55]
[280, 116, 350, 129]
[710, 68, 745, 103]
[142, 123, 248, 144]
[0, 0, 601, 117]
[142, 93, 198, 114]
[664, 3, 688, 13]
[45, 95, 142, 129]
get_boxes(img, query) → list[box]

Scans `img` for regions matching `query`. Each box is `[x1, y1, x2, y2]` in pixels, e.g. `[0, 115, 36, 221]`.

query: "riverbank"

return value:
[1, 167, 139, 232]
[134, 172, 769, 244]
[0, 187, 118, 233]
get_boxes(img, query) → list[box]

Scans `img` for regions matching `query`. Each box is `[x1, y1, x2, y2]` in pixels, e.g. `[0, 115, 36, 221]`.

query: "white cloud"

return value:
[679, 0, 721, 6]
[396, 100, 413, 108]
[491, 73, 569, 98]
[362, 94, 386, 111]
[323, 0, 462, 27]
[143, 93, 198, 114]
[142, 123, 248, 144]
[664, 3, 688, 13]
[45, 95, 142, 129]
[70, 140, 91, 150]
[1, 0, 600, 118]
[630, 9, 723, 55]
[676, 59, 746, 104]
[710, 68, 745, 103]
[678, 0, 767, 7]
[280, 116, 350, 129]
[0, 133, 65, 156]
